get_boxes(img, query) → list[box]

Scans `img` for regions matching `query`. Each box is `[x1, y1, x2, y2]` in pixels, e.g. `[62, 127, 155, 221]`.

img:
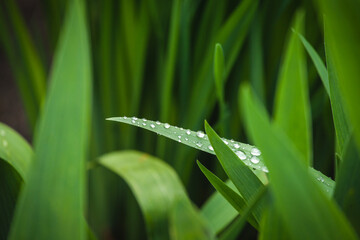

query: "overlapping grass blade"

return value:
[259, 204, 290, 240]
[204, 121, 265, 221]
[273, 10, 312, 166]
[99, 151, 213, 240]
[9, 0, 92, 239]
[242, 84, 357, 240]
[334, 136, 360, 235]
[197, 161, 258, 228]
[0, 122, 33, 181]
[200, 180, 238, 234]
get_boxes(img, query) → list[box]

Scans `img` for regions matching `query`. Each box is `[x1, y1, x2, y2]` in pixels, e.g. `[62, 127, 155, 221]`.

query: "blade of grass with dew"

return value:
[0, 123, 33, 240]
[9, 0, 92, 238]
[241, 84, 357, 240]
[169, 198, 215, 240]
[99, 150, 213, 240]
[273, 10, 312, 166]
[318, 0, 360, 151]
[334, 136, 360, 235]
[204, 121, 265, 222]
[107, 117, 268, 172]
[200, 179, 238, 234]
[218, 186, 268, 240]
[0, 123, 33, 181]
[197, 161, 258, 229]
[296, 32, 330, 96]
[107, 116, 335, 191]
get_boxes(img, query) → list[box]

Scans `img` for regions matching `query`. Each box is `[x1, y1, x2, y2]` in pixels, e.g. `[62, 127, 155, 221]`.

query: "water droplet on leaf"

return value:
[251, 148, 261, 156]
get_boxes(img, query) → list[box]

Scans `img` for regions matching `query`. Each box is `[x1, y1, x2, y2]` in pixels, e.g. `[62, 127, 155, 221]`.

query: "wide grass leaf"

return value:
[242, 84, 357, 240]
[273, 10, 312, 166]
[99, 151, 213, 240]
[9, 0, 92, 239]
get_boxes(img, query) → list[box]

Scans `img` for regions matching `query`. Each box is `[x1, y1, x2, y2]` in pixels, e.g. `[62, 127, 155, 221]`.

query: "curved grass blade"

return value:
[9, 0, 92, 239]
[99, 150, 214, 240]
[200, 179, 238, 234]
[107, 116, 268, 172]
[0, 122, 33, 181]
[273, 10, 312, 166]
[242, 84, 357, 240]
[197, 161, 258, 229]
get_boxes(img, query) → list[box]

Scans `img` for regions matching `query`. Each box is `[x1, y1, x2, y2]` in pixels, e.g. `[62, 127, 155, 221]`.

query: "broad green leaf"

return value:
[0, 122, 33, 181]
[273, 10, 312, 166]
[169, 198, 214, 240]
[318, 0, 360, 151]
[218, 185, 268, 240]
[9, 1, 92, 239]
[107, 117, 268, 172]
[334, 136, 360, 235]
[99, 151, 214, 240]
[204, 121, 265, 222]
[197, 161, 258, 228]
[242, 84, 357, 240]
[200, 180, 238, 234]
[108, 117, 335, 191]
[296, 32, 330, 96]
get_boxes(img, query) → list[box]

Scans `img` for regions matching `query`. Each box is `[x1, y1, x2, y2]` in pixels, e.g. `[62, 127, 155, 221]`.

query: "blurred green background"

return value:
[0, 0, 343, 239]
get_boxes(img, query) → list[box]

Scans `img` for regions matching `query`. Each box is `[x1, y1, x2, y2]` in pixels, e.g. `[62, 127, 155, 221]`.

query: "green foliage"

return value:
[1, 0, 360, 239]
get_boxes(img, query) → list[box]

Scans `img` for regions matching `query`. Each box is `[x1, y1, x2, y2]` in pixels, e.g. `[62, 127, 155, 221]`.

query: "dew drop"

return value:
[123, 116, 127, 119]
[251, 148, 261, 156]
[185, 138, 188, 141]
[142, 123, 146, 126]
[178, 140, 182, 143]
[178, 136, 182, 139]
[262, 167, 269, 173]
[132, 120, 136, 124]
[156, 121, 161, 125]
[250, 156, 260, 164]
[164, 123, 170, 129]
[197, 131, 205, 138]
[196, 143, 203, 148]
[223, 139, 229, 145]
[186, 130, 191, 135]
[235, 151, 246, 160]
[230, 139, 234, 143]
[132, 117, 138, 120]
[208, 145, 214, 151]
[233, 143, 240, 149]
[150, 124, 155, 129]
[142, 118, 147, 122]
[2, 140, 8, 147]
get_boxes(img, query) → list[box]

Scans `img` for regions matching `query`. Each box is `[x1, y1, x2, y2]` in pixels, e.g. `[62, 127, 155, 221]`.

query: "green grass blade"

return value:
[297, 32, 330, 96]
[259, 204, 290, 240]
[204, 121, 265, 222]
[242, 84, 357, 240]
[9, 0, 92, 239]
[197, 160, 259, 229]
[169, 198, 215, 240]
[273, 10, 312, 166]
[107, 117, 268, 172]
[0, 122, 33, 181]
[200, 180, 238, 234]
[214, 43, 225, 104]
[334, 136, 360, 235]
[99, 150, 212, 240]
[318, 0, 360, 151]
